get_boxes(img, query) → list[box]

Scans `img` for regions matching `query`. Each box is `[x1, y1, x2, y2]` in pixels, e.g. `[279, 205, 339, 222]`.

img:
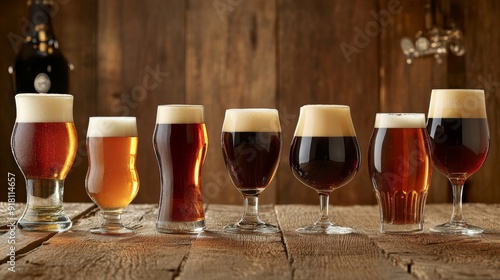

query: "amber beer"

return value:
[153, 105, 207, 233]
[368, 113, 432, 233]
[86, 117, 139, 210]
[12, 94, 77, 232]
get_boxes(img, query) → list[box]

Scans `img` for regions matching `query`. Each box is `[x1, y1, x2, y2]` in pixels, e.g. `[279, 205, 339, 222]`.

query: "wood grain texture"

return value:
[186, 0, 278, 205]
[277, 0, 379, 205]
[98, 0, 186, 204]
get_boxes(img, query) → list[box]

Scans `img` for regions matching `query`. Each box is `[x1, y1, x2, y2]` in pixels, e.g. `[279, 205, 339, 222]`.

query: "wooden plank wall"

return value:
[0, 0, 499, 206]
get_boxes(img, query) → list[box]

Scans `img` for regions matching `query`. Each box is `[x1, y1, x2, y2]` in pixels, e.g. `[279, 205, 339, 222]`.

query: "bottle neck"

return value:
[27, 0, 56, 47]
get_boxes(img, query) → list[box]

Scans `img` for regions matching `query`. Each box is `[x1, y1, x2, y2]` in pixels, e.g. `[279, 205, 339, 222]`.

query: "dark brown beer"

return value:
[12, 122, 77, 180]
[368, 126, 432, 225]
[221, 131, 281, 195]
[427, 118, 489, 177]
[154, 123, 207, 222]
[290, 136, 360, 193]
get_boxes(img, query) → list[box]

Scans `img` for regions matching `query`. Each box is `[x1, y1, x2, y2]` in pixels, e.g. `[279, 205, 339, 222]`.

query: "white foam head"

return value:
[294, 105, 356, 137]
[374, 113, 425, 128]
[428, 89, 486, 118]
[87, 117, 138, 137]
[15, 94, 74, 123]
[156, 105, 204, 124]
[222, 109, 280, 132]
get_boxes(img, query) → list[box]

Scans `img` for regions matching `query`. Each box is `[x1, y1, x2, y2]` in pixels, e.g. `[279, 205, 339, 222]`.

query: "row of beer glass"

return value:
[11, 89, 489, 235]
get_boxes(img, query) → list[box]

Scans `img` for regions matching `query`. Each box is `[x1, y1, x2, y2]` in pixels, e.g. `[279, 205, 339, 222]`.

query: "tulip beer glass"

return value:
[290, 105, 360, 234]
[427, 89, 489, 234]
[368, 113, 432, 233]
[12, 94, 77, 232]
[85, 117, 140, 235]
[221, 109, 281, 234]
[153, 105, 208, 233]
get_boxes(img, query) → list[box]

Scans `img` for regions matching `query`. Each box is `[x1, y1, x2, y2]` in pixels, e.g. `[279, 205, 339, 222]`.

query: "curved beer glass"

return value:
[85, 117, 140, 235]
[12, 93, 77, 232]
[221, 109, 281, 234]
[290, 105, 360, 234]
[153, 105, 207, 234]
[368, 113, 432, 233]
[427, 89, 489, 234]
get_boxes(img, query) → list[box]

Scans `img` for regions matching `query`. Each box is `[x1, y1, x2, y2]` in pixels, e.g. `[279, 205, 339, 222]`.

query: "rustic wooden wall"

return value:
[1, 0, 499, 206]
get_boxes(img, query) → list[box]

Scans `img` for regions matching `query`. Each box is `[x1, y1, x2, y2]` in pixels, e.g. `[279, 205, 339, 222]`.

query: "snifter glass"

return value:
[290, 105, 360, 234]
[85, 117, 140, 235]
[221, 108, 282, 234]
[11, 93, 76, 232]
[427, 89, 490, 235]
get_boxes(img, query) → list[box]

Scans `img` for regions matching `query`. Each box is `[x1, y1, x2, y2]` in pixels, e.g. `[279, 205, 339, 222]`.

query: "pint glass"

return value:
[368, 113, 432, 233]
[86, 117, 139, 235]
[11, 93, 77, 232]
[153, 105, 208, 233]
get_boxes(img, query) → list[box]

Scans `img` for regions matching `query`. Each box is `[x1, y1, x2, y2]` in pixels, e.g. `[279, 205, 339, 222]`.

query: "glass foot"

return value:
[430, 221, 483, 235]
[297, 222, 354, 235]
[17, 208, 72, 232]
[157, 220, 205, 234]
[224, 222, 280, 234]
[90, 225, 135, 235]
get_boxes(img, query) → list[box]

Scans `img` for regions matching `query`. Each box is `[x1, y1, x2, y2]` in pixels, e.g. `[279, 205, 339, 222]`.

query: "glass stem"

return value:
[241, 195, 262, 225]
[317, 193, 331, 225]
[449, 178, 466, 224]
[102, 209, 125, 228]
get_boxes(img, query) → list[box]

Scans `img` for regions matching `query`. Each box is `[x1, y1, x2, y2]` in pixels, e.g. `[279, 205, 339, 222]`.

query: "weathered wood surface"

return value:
[1, 203, 500, 279]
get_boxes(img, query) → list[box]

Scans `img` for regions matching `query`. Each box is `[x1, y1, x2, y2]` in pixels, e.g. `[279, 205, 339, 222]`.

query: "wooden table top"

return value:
[1, 203, 500, 279]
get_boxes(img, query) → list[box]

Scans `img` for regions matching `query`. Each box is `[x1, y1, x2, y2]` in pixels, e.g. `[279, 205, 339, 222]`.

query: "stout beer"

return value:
[12, 94, 76, 232]
[368, 113, 432, 233]
[153, 105, 207, 233]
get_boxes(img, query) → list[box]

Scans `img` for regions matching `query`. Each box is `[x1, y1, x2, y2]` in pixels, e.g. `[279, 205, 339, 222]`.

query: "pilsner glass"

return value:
[85, 117, 139, 235]
[368, 113, 432, 233]
[12, 93, 77, 232]
[427, 89, 490, 234]
[153, 105, 208, 233]
[221, 109, 281, 234]
[290, 105, 360, 234]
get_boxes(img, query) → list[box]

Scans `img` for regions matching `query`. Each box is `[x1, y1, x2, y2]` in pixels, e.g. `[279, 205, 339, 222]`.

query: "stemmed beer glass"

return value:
[221, 109, 282, 234]
[427, 89, 490, 234]
[290, 105, 360, 234]
[85, 117, 140, 235]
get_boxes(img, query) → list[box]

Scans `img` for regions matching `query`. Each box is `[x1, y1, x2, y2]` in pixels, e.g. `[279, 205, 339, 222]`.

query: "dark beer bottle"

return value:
[10, 0, 71, 94]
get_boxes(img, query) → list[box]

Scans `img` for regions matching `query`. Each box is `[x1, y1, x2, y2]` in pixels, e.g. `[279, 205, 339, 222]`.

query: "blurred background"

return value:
[1, 0, 499, 206]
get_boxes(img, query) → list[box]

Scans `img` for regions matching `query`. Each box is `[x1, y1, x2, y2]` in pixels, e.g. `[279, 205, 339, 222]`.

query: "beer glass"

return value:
[85, 117, 139, 235]
[221, 109, 281, 234]
[153, 105, 207, 233]
[427, 89, 490, 234]
[290, 105, 360, 234]
[368, 113, 432, 233]
[12, 93, 77, 232]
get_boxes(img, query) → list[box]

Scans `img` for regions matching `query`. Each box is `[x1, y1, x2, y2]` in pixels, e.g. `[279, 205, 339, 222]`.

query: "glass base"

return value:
[381, 222, 423, 234]
[430, 222, 484, 235]
[90, 226, 135, 235]
[18, 207, 72, 232]
[156, 220, 205, 234]
[297, 223, 354, 235]
[224, 222, 280, 234]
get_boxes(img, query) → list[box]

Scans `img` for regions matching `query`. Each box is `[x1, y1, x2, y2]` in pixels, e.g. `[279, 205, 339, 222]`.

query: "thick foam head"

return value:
[294, 105, 356, 137]
[222, 109, 280, 132]
[374, 113, 425, 128]
[87, 117, 138, 137]
[156, 105, 204, 124]
[428, 89, 486, 118]
[15, 94, 74, 123]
